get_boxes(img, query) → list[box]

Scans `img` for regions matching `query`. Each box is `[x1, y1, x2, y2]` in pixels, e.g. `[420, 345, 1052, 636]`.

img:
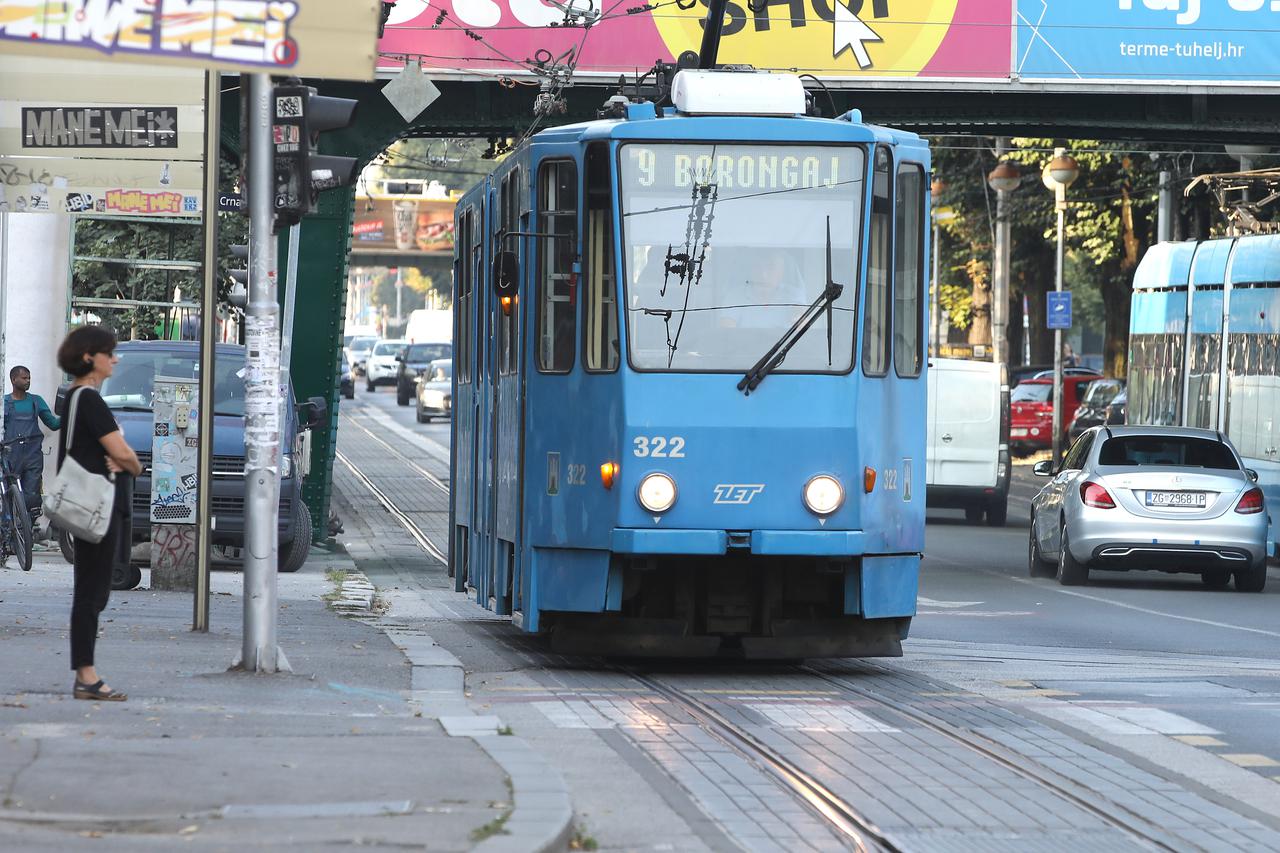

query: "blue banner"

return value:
[1016, 1, 1280, 83]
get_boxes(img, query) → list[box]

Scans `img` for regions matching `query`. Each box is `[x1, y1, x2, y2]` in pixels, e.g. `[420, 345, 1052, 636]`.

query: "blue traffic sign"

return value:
[1047, 292, 1072, 330]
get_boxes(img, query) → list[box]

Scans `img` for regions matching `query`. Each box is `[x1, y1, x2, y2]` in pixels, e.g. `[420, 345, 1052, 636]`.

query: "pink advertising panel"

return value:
[377, 0, 1012, 83]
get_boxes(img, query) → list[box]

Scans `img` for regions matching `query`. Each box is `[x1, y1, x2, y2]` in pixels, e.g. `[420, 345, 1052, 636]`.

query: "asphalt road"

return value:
[347, 384, 1280, 782]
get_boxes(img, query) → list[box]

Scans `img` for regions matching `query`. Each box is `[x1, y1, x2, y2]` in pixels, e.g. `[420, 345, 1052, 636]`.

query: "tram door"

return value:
[453, 205, 479, 592]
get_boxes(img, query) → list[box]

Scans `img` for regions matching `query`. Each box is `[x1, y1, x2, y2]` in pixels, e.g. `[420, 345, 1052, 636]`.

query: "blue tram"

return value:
[1129, 234, 1280, 556]
[450, 69, 929, 657]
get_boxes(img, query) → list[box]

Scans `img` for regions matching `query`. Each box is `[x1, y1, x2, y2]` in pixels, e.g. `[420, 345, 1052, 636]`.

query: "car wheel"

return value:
[57, 526, 75, 564]
[397, 385, 411, 406]
[344, 385, 355, 400]
[986, 500, 1008, 527]
[1057, 527, 1088, 586]
[366, 379, 376, 392]
[964, 506, 984, 524]
[415, 406, 428, 423]
[278, 504, 312, 574]
[111, 563, 142, 591]
[1028, 515, 1056, 578]
[1200, 570, 1231, 590]
[1234, 559, 1267, 593]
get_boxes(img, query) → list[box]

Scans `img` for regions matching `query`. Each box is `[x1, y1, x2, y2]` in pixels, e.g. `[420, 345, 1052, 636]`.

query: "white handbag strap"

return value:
[61, 386, 84, 467]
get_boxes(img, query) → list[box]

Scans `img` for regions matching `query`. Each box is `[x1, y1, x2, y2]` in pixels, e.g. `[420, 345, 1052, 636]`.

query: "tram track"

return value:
[340, 407, 450, 495]
[335, 404, 1187, 852]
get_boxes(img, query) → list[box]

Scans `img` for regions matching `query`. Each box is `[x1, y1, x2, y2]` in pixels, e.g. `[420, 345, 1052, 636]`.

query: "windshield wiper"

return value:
[738, 217, 845, 397]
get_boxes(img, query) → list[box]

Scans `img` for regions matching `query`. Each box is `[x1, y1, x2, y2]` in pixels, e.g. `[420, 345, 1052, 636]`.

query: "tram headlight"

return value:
[637, 473, 677, 514]
[803, 475, 844, 516]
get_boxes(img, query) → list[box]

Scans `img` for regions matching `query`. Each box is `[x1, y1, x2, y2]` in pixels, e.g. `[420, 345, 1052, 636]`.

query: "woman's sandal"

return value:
[73, 680, 127, 702]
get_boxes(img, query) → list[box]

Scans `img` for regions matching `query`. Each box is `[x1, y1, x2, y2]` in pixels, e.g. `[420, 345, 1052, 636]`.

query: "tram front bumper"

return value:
[611, 528, 868, 556]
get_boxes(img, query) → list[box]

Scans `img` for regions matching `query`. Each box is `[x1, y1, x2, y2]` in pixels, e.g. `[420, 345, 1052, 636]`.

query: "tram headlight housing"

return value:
[803, 475, 844, 516]
[637, 472, 677, 514]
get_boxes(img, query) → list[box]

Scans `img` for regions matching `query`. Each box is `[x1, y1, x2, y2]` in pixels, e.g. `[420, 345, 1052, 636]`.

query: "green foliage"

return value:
[938, 283, 973, 330]
[71, 155, 247, 340]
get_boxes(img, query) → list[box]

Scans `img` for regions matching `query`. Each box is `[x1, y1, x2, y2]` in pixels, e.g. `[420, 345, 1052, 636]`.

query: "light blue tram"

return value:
[1129, 235, 1280, 556]
[450, 70, 929, 657]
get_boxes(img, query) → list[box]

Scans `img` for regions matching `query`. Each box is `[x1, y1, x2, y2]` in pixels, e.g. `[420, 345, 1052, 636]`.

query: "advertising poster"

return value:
[351, 194, 457, 258]
[1017, 1, 1280, 84]
[378, 0, 1012, 82]
[0, 56, 204, 215]
[0, 0, 381, 80]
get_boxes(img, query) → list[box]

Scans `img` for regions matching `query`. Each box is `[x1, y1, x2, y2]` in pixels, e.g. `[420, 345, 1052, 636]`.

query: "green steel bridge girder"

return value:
[265, 78, 1280, 540]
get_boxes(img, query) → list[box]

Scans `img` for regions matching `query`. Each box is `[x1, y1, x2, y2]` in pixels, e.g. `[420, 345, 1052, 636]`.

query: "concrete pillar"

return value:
[1, 212, 72, 534]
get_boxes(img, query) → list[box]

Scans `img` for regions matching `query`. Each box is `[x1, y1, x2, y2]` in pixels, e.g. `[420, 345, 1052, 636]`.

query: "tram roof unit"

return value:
[1134, 233, 1280, 291]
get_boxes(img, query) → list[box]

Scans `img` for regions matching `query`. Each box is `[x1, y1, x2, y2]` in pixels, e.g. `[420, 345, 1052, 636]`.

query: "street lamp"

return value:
[987, 158, 1022, 371]
[1043, 147, 1080, 470]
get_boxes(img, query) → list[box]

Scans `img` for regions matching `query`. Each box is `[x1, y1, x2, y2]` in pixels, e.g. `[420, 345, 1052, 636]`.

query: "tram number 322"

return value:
[633, 436, 687, 458]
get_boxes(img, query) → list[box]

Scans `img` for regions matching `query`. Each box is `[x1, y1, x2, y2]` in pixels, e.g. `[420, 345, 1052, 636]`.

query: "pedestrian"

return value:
[1062, 342, 1079, 368]
[3, 365, 61, 521]
[56, 326, 140, 702]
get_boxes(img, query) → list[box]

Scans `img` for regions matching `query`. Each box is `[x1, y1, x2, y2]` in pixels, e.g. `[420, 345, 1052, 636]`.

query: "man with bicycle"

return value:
[4, 365, 60, 518]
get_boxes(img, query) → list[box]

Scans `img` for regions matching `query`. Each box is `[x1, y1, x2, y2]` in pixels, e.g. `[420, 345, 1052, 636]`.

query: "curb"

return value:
[375, 613, 573, 853]
[329, 570, 377, 615]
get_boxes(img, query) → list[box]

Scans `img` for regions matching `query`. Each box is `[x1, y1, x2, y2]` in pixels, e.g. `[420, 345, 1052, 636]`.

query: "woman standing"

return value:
[56, 326, 141, 702]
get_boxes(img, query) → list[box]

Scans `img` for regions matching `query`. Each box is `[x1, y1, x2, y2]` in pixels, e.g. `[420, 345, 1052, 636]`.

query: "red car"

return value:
[1009, 376, 1097, 452]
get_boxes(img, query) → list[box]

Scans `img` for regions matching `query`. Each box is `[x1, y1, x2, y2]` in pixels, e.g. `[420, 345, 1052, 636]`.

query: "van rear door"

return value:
[931, 359, 999, 489]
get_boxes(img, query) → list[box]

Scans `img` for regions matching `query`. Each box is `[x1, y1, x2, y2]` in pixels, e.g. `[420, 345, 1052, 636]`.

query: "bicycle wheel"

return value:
[7, 485, 33, 572]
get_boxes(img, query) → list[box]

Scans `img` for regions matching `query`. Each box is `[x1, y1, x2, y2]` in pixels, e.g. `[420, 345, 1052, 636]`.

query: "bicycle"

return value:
[0, 435, 40, 572]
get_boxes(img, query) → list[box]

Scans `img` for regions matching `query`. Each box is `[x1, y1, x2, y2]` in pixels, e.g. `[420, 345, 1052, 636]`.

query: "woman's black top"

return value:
[58, 386, 119, 477]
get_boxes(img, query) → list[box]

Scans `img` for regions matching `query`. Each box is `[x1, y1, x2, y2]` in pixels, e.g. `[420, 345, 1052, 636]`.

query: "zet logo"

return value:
[652, 0, 960, 76]
[713, 484, 766, 504]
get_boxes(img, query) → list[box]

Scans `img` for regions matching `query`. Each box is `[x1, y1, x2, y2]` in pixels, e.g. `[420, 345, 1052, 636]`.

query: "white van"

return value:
[926, 358, 1010, 526]
[405, 308, 452, 345]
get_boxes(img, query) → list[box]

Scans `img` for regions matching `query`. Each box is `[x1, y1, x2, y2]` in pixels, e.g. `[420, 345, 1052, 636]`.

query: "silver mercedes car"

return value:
[1029, 426, 1268, 591]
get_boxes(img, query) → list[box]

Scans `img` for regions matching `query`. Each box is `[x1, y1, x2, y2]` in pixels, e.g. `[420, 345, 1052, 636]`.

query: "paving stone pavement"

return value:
[334, 403, 1280, 852]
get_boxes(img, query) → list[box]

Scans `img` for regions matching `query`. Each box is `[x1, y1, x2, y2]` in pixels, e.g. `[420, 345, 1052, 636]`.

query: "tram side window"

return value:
[498, 169, 522, 377]
[893, 164, 925, 378]
[862, 146, 893, 377]
[584, 144, 619, 372]
[456, 207, 473, 384]
[537, 160, 578, 373]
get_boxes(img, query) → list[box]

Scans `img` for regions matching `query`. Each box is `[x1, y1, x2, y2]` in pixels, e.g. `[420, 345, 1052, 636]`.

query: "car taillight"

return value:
[1080, 481, 1116, 509]
[1235, 487, 1265, 515]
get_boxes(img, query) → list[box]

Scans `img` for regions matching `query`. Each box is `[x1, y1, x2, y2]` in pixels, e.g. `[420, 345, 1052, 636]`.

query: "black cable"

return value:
[798, 73, 837, 118]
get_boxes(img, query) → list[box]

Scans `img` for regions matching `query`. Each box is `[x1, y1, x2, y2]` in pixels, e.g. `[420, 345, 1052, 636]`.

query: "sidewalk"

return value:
[0, 550, 511, 851]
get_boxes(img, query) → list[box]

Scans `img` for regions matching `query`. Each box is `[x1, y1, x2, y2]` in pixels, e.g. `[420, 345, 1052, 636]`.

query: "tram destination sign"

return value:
[380, 1, 1280, 89]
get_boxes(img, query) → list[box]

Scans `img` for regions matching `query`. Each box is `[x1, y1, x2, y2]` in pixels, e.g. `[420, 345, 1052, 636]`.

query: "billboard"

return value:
[0, 57, 204, 215]
[350, 194, 456, 259]
[0, 0, 382, 80]
[378, 0, 1012, 82]
[1016, 1, 1280, 84]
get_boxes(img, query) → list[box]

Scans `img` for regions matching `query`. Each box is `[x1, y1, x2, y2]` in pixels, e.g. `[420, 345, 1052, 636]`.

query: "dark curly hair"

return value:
[57, 325, 117, 378]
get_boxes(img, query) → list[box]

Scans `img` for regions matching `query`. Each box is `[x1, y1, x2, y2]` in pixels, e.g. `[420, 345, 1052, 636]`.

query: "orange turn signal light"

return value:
[863, 466, 877, 493]
[500, 295, 514, 315]
[600, 461, 619, 489]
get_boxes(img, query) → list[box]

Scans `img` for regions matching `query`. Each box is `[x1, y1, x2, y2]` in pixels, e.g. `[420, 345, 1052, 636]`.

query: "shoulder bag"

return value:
[42, 386, 115, 544]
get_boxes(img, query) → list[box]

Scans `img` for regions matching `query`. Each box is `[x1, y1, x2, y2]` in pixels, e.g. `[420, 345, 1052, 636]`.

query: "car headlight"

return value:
[803, 475, 844, 516]
[281, 454, 293, 479]
[637, 473, 677, 513]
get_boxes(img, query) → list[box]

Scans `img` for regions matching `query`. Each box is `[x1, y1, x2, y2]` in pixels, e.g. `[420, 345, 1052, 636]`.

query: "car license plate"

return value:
[1145, 490, 1206, 508]
[1011, 428, 1028, 437]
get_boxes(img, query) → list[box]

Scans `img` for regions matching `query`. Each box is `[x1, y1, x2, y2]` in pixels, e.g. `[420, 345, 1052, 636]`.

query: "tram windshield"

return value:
[619, 143, 864, 372]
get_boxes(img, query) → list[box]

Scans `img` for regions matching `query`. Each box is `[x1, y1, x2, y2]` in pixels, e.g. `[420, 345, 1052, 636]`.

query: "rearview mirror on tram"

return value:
[493, 251, 519, 297]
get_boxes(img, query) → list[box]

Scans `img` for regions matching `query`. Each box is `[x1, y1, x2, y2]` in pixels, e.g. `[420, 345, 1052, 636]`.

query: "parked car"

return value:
[396, 342, 452, 406]
[365, 339, 407, 391]
[415, 359, 452, 423]
[339, 357, 355, 400]
[347, 335, 378, 376]
[926, 358, 1009, 525]
[56, 341, 324, 585]
[1009, 375, 1098, 453]
[1104, 388, 1127, 425]
[1009, 364, 1100, 387]
[1029, 426, 1268, 591]
[1068, 378, 1125, 440]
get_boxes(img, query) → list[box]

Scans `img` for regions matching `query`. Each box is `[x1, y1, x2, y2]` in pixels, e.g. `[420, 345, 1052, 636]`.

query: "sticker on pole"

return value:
[1047, 292, 1072, 330]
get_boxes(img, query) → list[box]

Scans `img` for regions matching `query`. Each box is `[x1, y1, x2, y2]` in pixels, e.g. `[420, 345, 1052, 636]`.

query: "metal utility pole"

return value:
[1051, 189, 1066, 470]
[1157, 169, 1174, 244]
[194, 69, 220, 632]
[991, 138, 1012, 371]
[240, 73, 285, 673]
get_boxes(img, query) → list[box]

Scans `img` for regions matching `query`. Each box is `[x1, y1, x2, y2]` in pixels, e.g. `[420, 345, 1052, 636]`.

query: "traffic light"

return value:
[272, 83, 359, 228]
[228, 243, 249, 308]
